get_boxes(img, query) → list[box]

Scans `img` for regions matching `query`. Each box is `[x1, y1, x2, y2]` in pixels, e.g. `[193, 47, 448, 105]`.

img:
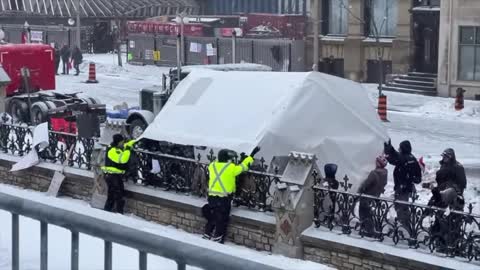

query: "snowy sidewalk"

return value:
[0, 184, 331, 270]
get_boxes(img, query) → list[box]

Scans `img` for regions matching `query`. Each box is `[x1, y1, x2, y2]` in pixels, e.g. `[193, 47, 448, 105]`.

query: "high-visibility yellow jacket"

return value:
[208, 156, 254, 197]
[101, 140, 136, 174]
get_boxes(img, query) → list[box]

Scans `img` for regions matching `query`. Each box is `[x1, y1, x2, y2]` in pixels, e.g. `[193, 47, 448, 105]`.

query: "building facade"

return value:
[438, 0, 480, 99]
[199, 0, 310, 15]
[306, 0, 413, 83]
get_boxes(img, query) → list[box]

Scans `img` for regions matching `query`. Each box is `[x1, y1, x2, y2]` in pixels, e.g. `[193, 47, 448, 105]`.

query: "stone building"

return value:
[438, 0, 480, 99]
[308, 0, 413, 83]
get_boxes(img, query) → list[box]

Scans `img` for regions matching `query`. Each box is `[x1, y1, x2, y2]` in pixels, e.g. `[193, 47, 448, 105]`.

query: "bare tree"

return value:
[339, 0, 387, 96]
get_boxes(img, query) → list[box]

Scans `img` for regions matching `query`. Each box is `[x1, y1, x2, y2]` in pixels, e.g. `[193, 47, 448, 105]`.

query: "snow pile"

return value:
[0, 184, 330, 270]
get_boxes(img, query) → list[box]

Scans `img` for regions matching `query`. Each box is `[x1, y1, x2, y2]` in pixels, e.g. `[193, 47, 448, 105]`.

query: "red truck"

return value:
[0, 43, 105, 130]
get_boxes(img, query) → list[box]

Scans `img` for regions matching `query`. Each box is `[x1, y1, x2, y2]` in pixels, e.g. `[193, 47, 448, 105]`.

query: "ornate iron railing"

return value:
[312, 171, 480, 262]
[0, 121, 95, 170]
[133, 148, 281, 212]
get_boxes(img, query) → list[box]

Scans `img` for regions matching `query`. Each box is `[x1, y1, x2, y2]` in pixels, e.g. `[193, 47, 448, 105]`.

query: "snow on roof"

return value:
[141, 70, 389, 186]
[412, 6, 441, 12]
[179, 63, 272, 73]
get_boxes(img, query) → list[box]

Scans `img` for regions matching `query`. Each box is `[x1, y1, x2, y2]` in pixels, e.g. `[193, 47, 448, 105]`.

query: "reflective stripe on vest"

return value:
[209, 162, 231, 197]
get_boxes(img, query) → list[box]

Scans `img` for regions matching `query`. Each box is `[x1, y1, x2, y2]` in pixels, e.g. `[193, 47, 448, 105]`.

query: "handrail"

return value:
[0, 191, 283, 270]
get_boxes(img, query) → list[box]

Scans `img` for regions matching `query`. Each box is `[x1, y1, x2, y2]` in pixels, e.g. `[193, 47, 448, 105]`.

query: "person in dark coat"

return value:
[54, 44, 61, 75]
[358, 155, 388, 237]
[60, 44, 71, 75]
[71, 46, 83, 76]
[384, 139, 422, 228]
[324, 163, 339, 190]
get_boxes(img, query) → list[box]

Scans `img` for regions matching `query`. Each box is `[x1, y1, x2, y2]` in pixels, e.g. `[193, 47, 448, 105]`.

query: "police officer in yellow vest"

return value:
[203, 146, 261, 243]
[102, 134, 136, 214]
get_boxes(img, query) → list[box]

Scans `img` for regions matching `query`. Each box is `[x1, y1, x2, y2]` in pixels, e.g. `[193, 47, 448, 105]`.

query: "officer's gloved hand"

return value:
[124, 139, 137, 150]
[383, 139, 393, 154]
[250, 146, 261, 157]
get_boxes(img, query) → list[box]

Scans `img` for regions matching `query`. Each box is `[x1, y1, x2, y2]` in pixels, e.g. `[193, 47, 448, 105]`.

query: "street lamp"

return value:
[175, 14, 189, 64]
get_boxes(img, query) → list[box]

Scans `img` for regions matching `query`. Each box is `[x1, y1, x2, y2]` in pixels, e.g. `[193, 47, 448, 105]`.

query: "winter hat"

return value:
[324, 163, 338, 178]
[441, 148, 455, 160]
[376, 155, 388, 168]
[399, 140, 412, 154]
[112, 133, 125, 146]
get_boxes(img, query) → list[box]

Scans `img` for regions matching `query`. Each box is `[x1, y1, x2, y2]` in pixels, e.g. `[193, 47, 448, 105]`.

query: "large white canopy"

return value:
[141, 70, 389, 185]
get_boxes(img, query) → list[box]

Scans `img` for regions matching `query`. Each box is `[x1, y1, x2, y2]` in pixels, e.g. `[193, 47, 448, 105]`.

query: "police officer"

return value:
[203, 146, 260, 243]
[102, 134, 136, 214]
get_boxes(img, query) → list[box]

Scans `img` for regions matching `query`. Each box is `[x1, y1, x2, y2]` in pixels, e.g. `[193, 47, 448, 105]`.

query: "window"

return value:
[328, 0, 349, 35]
[368, 0, 398, 37]
[458, 26, 480, 81]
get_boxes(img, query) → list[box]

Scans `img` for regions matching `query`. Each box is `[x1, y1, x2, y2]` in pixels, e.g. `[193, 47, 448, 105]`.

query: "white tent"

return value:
[141, 70, 389, 186]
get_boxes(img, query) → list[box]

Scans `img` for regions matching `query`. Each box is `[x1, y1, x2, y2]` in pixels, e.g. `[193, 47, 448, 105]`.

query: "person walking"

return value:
[54, 44, 61, 75]
[203, 147, 260, 243]
[358, 155, 388, 237]
[101, 134, 136, 214]
[71, 46, 83, 76]
[384, 139, 422, 228]
[60, 44, 71, 75]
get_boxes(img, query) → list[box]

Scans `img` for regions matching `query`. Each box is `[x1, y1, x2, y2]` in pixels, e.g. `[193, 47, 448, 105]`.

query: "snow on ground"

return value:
[0, 184, 330, 270]
[55, 54, 480, 212]
[56, 54, 171, 109]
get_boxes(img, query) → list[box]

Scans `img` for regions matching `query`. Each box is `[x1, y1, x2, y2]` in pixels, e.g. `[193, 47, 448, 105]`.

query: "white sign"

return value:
[206, 43, 216, 56]
[129, 40, 135, 48]
[189, 42, 202, 53]
[30, 31, 43, 42]
[10, 122, 49, 172]
[46, 171, 66, 197]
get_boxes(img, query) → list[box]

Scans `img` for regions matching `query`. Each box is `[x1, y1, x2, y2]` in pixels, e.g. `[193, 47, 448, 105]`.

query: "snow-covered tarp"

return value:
[141, 70, 389, 185]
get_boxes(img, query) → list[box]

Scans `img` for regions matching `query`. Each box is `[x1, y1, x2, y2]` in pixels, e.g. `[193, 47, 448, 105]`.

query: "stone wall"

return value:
[125, 187, 276, 252]
[0, 158, 93, 201]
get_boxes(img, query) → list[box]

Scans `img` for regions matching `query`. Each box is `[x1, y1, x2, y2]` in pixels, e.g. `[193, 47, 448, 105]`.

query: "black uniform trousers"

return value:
[204, 195, 232, 243]
[62, 59, 69, 74]
[104, 174, 125, 214]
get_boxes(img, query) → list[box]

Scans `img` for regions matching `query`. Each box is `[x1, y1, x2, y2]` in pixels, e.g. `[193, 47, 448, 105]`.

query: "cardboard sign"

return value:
[189, 42, 202, 53]
[46, 171, 66, 197]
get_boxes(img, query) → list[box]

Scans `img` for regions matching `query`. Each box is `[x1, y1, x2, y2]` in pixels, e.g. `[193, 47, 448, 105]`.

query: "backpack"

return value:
[405, 156, 422, 184]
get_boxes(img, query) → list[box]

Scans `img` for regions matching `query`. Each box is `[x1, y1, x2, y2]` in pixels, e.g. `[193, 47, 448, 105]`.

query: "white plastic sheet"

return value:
[141, 70, 389, 186]
[11, 122, 49, 172]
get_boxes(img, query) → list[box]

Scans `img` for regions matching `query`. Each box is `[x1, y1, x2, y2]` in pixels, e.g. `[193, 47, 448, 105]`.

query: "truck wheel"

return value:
[31, 102, 50, 125]
[129, 118, 147, 139]
[8, 99, 29, 123]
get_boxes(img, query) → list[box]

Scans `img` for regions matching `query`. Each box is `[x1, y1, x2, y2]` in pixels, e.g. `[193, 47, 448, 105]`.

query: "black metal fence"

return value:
[127, 33, 306, 71]
[0, 121, 95, 170]
[312, 171, 480, 262]
[133, 148, 280, 212]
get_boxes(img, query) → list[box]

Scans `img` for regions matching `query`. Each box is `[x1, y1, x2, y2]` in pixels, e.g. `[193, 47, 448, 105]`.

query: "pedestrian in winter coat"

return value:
[54, 44, 61, 75]
[60, 44, 71, 75]
[384, 139, 422, 228]
[437, 148, 467, 195]
[358, 155, 388, 237]
[71, 46, 83, 76]
[324, 163, 339, 190]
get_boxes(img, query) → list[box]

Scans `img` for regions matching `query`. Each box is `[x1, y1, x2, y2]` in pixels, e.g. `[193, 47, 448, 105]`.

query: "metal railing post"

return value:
[104, 241, 112, 270]
[12, 213, 19, 270]
[139, 251, 147, 270]
[177, 261, 186, 270]
[40, 222, 48, 270]
[71, 231, 79, 270]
